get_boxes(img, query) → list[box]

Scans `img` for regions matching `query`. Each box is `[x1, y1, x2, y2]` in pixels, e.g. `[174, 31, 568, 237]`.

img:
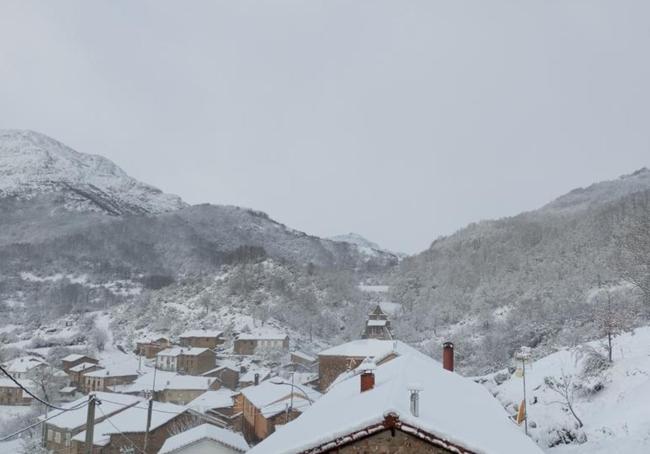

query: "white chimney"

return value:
[408, 383, 422, 417]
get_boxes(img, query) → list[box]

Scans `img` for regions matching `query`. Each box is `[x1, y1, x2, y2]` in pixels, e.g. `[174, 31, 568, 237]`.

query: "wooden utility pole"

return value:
[84, 394, 96, 454]
[143, 396, 153, 454]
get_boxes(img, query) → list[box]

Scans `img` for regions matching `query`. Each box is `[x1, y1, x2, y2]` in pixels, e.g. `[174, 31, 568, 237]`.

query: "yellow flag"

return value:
[516, 400, 526, 425]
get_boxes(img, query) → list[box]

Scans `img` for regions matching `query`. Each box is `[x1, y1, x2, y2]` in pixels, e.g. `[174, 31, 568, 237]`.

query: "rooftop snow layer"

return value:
[248, 352, 543, 454]
[159, 423, 249, 453]
[187, 389, 236, 413]
[73, 401, 187, 446]
[42, 392, 142, 430]
[318, 339, 405, 361]
[180, 329, 223, 338]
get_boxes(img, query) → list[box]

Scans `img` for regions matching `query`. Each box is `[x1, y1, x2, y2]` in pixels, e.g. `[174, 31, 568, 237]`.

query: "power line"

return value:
[96, 405, 147, 454]
[0, 364, 88, 412]
[0, 401, 89, 442]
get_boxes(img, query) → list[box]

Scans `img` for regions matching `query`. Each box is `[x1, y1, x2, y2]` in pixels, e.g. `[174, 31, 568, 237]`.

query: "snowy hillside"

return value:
[0, 129, 186, 215]
[481, 327, 650, 453]
[541, 167, 650, 214]
[329, 232, 404, 259]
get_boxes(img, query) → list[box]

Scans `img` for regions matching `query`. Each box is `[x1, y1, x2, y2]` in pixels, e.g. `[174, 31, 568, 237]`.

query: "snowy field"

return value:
[483, 327, 650, 453]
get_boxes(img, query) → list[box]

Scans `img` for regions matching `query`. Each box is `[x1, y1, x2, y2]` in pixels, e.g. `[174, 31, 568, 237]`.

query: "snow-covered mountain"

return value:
[329, 232, 404, 259]
[0, 129, 186, 215]
[391, 167, 650, 374]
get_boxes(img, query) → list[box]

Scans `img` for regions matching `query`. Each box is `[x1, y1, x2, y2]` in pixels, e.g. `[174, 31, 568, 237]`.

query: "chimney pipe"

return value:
[443, 342, 454, 372]
[254, 373, 260, 386]
[360, 371, 375, 392]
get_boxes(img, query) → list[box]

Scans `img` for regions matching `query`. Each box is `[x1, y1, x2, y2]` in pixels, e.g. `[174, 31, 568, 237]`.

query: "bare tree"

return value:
[591, 287, 633, 362]
[544, 372, 583, 428]
[27, 365, 65, 405]
[90, 327, 109, 352]
[618, 205, 650, 308]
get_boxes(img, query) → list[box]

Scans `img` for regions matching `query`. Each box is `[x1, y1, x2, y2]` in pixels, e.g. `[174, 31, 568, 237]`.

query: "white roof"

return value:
[291, 351, 316, 362]
[241, 378, 321, 411]
[367, 319, 388, 327]
[180, 329, 223, 338]
[318, 339, 402, 361]
[159, 423, 248, 453]
[248, 351, 543, 454]
[69, 362, 100, 373]
[115, 370, 216, 393]
[4, 356, 46, 373]
[59, 386, 77, 393]
[84, 364, 139, 378]
[42, 392, 142, 430]
[61, 354, 87, 362]
[73, 401, 187, 446]
[187, 390, 236, 413]
[239, 368, 271, 383]
[157, 347, 210, 357]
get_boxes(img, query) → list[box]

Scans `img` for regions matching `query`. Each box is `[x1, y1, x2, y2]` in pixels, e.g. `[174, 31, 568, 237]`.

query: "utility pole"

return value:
[84, 394, 96, 454]
[515, 347, 532, 436]
[143, 396, 153, 454]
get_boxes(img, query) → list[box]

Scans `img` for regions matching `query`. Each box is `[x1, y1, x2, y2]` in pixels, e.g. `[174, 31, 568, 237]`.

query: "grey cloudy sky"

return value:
[1, 1, 649, 253]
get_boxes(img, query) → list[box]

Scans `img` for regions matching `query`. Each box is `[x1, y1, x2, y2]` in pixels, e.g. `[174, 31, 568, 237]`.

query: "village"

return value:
[0, 305, 540, 454]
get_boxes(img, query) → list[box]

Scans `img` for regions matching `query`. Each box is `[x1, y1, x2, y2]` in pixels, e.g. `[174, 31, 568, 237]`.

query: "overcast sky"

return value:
[1, 1, 649, 253]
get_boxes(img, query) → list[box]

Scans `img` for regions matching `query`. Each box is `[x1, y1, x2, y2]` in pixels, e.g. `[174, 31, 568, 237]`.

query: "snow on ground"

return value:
[482, 326, 650, 453]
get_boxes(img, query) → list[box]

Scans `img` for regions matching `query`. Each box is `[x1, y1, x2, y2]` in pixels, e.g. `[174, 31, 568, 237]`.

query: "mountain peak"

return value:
[0, 129, 186, 215]
[541, 167, 650, 214]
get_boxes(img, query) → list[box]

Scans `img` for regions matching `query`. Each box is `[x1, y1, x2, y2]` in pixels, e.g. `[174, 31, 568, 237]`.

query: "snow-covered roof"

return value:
[3, 356, 46, 373]
[115, 370, 216, 393]
[187, 389, 236, 413]
[248, 351, 543, 454]
[239, 368, 271, 384]
[236, 327, 288, 341]
[84, 364, 139, 378]
[367, 319, 388, 327]
[291, 351, 316, 362]
[241, 378, 321, 412]
[157, 347, 210, 357]
[159, 423, 248, 453]
[68, 362, 100, 373]
[61, 353, 87, 362]
[42, 392, 142, 430]
[73, 401, 187, 446]
[180, 329, 223, 338]
[318, 339, 404, 361]
[59, 386, 77, 393]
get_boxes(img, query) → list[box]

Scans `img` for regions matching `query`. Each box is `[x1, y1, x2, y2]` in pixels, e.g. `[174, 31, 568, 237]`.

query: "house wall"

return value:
[179, 351, 215, 375]
[0, 387, 30, 405]
[180, 336, 223, 349]
[62, 357, 98, 372]
[331, 429, 455, 454]
[318, 356, 364, 392]
[45, 425, 75, 454]
[233, 340, 256, 355]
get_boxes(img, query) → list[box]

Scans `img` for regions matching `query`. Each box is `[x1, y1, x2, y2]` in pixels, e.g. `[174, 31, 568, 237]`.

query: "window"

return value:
[47, 429, 53, 441]
[54, 431, 61, 444]
[65, 433, 71, 447]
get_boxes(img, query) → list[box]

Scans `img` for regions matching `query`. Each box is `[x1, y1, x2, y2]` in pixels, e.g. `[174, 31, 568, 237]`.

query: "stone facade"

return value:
[180, 334, 224, 350]
[318, 353, 397, 392]
[330, 429, 456, 453]
[136, 337, 172, 359]
[233, 337, 289, 356]
[203, 366, 240, 390]
[0, 385, 30, 405]
[62, 356, 98, 373]
[179, 350, 216, 375]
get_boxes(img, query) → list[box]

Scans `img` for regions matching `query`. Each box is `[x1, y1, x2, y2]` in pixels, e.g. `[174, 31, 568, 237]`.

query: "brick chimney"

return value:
[442, 342, 454, 372]
[360, 370, 375, 392]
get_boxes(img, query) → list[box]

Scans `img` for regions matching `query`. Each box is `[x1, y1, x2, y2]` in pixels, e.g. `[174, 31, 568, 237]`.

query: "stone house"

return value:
[71, 401, 194, 454]
[248, 344, 544, 454]
[3, 356, 47, 379]
[290, 351, 317, 370]
[179, 330, 225, 349]
[233, 329, 289, 355]
[239, 378, 320, 444]
[42, 392, 141, 454]
[201, 363, 240, 390]
[68, 362, 103, 390]
[156, 348, 216, 375]
[112, 370, 219, 405]
[317, 339, 400, 391]
[61, 354, 98, 373]
[158, 423, 249, 454]
[186, 390, 241, 432]
[136, 336, 172, 359]
[83, 367, 139, 393]
[0, 378, 34, 405]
